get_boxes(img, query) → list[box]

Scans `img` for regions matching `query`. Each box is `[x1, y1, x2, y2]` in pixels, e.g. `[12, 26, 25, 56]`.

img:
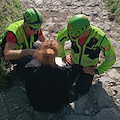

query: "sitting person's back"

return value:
[25, 40, 71, 113]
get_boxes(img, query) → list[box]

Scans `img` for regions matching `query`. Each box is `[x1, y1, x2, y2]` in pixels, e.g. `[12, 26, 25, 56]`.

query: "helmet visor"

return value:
[28, 25, 39, 31]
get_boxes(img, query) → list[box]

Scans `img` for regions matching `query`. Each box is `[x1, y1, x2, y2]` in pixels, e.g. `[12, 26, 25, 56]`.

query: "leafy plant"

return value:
[115, 7, 120, 24]
[0, 58, 13, 89]
[106, 0, 120, 24]
[0, 0, 23, 40]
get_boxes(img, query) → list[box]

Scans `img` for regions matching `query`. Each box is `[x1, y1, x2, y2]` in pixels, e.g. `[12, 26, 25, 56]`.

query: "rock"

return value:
[107, 69, 120, 80]
[93, 108, 120, 120]
[35, 0, 43, 5]
[108, 14, 115, 21]
[61, 115, 90, 120]
[34, 111, 54, 120]
[15, 112, 33, 120]
[0, 86, 30, 120]
[74, 82, 120, 116]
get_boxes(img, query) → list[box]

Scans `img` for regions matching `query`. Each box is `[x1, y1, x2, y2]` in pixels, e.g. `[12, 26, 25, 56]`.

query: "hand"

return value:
[83, 66, 96, 75]
[62, 54, 74, 65]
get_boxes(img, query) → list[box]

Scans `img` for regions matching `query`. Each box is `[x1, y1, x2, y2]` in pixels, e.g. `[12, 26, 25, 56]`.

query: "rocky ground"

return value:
[0, 0, 120, 120]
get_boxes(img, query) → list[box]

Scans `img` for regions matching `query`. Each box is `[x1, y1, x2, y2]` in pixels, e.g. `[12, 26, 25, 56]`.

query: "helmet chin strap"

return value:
[68, 34, 79, 41]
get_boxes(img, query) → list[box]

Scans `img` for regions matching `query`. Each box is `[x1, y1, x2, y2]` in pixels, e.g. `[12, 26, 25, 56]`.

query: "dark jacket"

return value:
[25, 64, 71, 113]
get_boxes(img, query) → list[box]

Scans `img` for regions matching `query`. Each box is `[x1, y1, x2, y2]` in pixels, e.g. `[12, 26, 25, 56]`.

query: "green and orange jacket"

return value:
[57, 25, 116, 74]
[0, 20, 39, 50]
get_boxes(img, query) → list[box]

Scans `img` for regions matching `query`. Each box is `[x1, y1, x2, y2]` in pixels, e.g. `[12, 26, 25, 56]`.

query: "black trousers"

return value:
[69, 64, 94, 94]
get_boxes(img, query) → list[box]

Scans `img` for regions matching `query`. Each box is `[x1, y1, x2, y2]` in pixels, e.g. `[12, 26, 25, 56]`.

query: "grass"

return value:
[0, 0, 23, 89]
[0, 0, 23, 40]
[105, 0, 120, 24]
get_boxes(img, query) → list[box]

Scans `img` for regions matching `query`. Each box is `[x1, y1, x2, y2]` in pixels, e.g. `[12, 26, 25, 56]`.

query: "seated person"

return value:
[25, 40, 72, 113]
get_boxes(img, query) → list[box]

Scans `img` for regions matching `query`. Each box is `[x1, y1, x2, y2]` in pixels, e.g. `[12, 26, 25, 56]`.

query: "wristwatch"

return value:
[94, 68, 99, 75]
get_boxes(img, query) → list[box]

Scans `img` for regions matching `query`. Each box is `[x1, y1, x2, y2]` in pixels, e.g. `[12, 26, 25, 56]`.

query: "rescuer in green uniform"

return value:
[57, 14, 116, 96]
[0, 8, 46, 72]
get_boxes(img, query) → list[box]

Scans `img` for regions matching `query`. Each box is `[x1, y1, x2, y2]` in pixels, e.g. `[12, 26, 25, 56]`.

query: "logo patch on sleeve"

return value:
[19, 36, 23, 42]
[105, 45, 110, 51]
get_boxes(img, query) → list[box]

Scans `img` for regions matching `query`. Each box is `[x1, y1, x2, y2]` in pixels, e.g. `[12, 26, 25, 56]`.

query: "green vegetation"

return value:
[0, 0, 23, 39]
[0, 59, 13, 89]
[0, 0, 23, 89]
[106, 0, 120, 24]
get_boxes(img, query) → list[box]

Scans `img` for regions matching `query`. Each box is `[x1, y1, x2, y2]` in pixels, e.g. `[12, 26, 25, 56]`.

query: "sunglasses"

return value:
[29, 26, 39, 31]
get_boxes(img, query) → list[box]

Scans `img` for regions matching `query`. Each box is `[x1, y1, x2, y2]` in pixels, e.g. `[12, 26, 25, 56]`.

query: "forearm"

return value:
[97, 58, 116, 74]
[4, 49, 35, 60]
